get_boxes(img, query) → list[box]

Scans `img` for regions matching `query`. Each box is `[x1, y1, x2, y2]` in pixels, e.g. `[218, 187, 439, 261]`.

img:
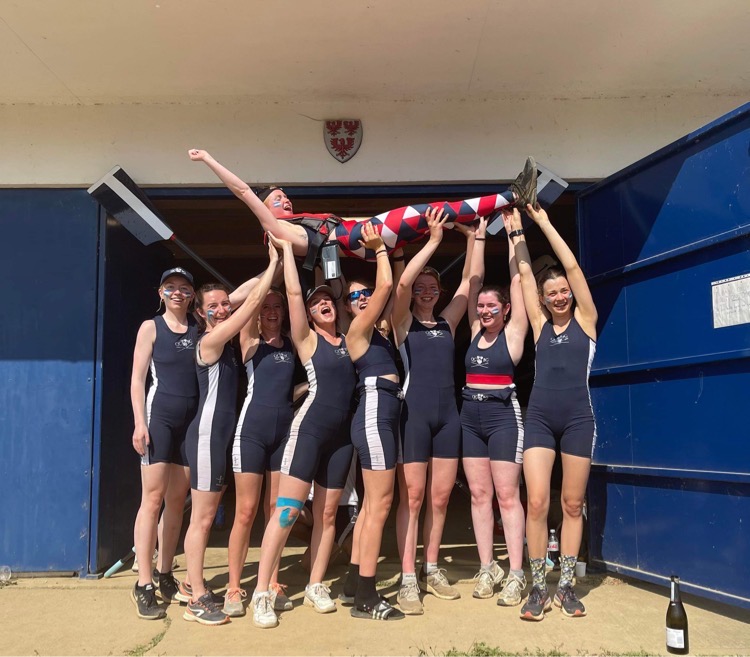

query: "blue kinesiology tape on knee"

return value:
[277, 497, 304, 528]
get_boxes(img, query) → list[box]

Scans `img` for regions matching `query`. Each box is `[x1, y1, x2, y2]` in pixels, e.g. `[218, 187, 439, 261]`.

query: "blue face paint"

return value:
[272, 200, 282, 208]
[163, 289, 173, 297]
[490, 307, 501, 315]
[207, 310, 215, 321]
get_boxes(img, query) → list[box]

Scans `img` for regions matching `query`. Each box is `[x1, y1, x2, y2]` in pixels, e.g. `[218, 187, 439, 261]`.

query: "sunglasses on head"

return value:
[347, 288, 374, 303]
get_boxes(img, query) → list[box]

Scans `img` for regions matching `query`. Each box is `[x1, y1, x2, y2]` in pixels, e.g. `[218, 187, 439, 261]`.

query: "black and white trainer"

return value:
[131, 582, 166, 620]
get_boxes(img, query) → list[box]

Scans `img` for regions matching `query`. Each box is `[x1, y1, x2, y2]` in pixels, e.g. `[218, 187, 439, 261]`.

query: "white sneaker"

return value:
[252, 591, 278, 629]
[303, 583, 336, 613]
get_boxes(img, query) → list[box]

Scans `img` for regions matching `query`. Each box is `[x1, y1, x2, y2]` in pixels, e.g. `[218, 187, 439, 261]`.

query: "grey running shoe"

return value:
[553, 584, 587, 617]
[222, 587, 247, 617]
[252, 591, 278, 629]
[509, 156, 538, 210]
[397, 581, 423, 615]
[419, 566, 461, 600]
[520, 585, 552, 621]
[472, 561, 505, 599]
[183, 592, 230, 626]
[304, 583, 336, 613]
[497, 573, 527, 607]
[270, 582, 293, 611]
[156, 570, 181, 604]
[131, 583, 166, 620]
[176, 580, 223, 605]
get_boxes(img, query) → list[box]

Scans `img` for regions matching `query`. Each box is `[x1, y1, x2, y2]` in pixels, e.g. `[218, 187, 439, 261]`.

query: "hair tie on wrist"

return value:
[475, 237, 486, 241]
[508, 229, 524, 239]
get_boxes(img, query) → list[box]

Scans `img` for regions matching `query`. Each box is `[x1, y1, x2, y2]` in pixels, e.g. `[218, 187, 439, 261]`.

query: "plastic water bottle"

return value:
[547, 528, 559, 569]
[0, 565, 11, 583]
[666, 575, 689, 654]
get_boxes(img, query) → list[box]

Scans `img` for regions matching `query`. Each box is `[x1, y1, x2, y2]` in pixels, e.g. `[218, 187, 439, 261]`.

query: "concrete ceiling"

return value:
[1, 0, 749, 105]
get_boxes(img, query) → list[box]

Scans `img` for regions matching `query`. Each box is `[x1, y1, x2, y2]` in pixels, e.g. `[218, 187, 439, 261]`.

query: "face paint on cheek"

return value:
[182, 291, 193, 298]
[309, 308, 317, 315]
[489, 307, 501, 315]
[272, 200, 282, 208]
[207, 310, 215, 322]
[567, 292, 573, 300]
[162, 290, 172, 298]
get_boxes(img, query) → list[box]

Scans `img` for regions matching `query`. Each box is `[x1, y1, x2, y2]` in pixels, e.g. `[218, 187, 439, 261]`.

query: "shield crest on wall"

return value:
[324, 119, 363, 163]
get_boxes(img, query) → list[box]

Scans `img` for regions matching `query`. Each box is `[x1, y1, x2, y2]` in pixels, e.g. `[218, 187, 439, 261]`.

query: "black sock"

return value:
[343, 564, 360, 598]
[354, 575, 380, 608]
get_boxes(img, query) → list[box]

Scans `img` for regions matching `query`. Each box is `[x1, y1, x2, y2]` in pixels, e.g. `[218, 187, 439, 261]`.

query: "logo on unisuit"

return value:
[335, 347, 349, 358]
[175, 338, 194, 351]
[470, 355, 489, 368]
[273, 352, 293, 364]
[425, 330, 445, 339]
[549, 334, 570, 346]
[471, 393, 489, 402]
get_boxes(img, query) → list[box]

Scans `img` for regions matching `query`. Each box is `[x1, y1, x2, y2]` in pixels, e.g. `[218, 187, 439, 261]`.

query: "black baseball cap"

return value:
[305, 284, 336, 305]
[159, 267, 194, 286]
[255, 186, 284, 203]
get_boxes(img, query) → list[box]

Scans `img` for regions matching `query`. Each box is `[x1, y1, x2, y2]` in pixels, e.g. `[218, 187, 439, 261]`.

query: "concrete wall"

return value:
[0, 94, 745, 186]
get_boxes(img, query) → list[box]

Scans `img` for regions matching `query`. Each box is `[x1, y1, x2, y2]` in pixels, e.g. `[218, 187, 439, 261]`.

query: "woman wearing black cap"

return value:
[130, 267, 199, 620]
[249, 229, 376, 629]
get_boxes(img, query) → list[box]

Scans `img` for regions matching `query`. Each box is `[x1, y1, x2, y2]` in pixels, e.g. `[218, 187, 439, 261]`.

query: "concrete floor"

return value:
[2, 491, 748, 656]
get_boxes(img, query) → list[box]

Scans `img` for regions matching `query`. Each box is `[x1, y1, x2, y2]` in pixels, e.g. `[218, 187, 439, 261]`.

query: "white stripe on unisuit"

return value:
[398, 341, 411, 396]
[511, 393, 525, 464]
[142, 357, 159, 466]
[281, 358, 317, 475]
[196, 361, 221, 491]
[232, 361, 255, 473]
[363, 376, 386, 470]
[586, 339, 597, 459]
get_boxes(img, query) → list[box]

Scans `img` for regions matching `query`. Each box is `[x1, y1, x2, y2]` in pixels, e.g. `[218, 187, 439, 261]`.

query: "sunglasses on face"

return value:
[347, 288, 374, 303]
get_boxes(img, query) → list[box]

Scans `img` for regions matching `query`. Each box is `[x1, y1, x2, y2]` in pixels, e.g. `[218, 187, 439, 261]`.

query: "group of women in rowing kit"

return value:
[129, 149, 598, 627]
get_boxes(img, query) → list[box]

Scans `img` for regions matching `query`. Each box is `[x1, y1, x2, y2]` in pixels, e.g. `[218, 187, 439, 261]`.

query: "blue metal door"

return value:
[0, 190, 99, 572]
[579, 103, 750, 608]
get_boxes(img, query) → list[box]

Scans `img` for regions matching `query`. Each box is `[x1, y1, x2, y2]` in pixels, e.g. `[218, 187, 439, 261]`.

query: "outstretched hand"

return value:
[188, 149, 209, 162]
[502, 207, 522, 233]
[526, 203, 549, 225]
[358, 221, 385, 253]
[267, 232, 292, 251]
[453, 222, 476, 238]
[425, 206, 448, 243]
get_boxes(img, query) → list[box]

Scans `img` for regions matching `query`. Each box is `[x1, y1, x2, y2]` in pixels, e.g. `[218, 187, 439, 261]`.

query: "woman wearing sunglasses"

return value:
[337, 225, 406, 620]
[391, 207, 478, 615]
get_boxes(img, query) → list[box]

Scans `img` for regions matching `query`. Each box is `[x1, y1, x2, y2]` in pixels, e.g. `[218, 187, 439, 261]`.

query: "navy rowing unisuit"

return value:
[351, 330, 402, 471]
[281, 334, 356, 488]
[461, 329, 524, 463]
[232, 336, 296, 475]
[185, 339, 239, 491]
[524, 317, 597, 458]
[399, 316, 460, 462]
[142, 314, 199, 466]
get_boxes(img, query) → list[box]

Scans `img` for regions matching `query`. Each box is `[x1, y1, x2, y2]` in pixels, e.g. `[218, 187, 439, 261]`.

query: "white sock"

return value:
[402, 572, 417, 585]
[425, 562, 438, 574]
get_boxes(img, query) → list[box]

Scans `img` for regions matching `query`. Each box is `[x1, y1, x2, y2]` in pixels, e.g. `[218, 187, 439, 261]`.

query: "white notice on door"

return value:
[711, 272, 750, 328]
